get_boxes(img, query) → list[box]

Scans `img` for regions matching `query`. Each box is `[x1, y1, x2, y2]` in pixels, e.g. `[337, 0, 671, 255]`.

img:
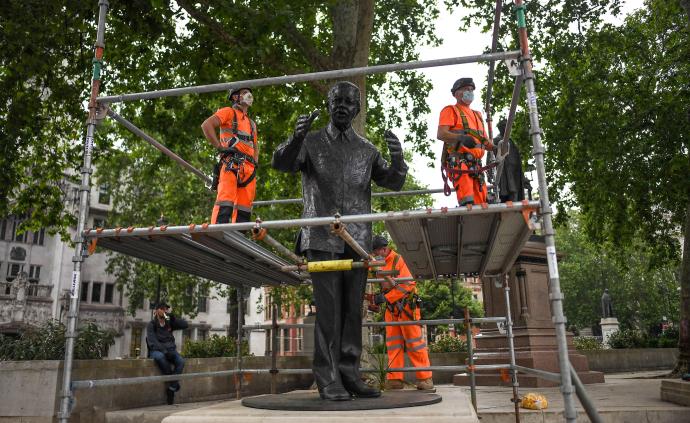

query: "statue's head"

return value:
[327, 81, 360, 130]
[497, 117, 507, 135]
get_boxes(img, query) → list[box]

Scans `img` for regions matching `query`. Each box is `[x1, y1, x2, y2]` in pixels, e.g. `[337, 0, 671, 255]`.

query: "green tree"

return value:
[1, 1, 443, 315]
[457, 0, 690, 373]
[557, 213, 680, 332]
[416, 279, 484, 320]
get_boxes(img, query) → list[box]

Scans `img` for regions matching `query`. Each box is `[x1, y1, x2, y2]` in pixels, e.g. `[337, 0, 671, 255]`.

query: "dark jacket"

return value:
[146, 314, 189, 353]
[272, 123, 408, 253]
[495, 136, 525, 202]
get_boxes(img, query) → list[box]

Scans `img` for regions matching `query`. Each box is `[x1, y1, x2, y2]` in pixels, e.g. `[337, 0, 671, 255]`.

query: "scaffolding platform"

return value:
[386, 201, 538, 279]
[93, 230, 304, 287]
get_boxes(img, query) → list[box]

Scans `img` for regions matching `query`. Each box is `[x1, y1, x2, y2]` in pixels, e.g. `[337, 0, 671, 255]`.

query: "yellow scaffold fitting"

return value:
[281, 259, 385, 273]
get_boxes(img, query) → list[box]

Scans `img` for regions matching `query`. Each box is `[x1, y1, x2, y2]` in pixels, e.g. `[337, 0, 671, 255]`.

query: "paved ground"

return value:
[106, 371, 690, 423]
[470, 371, 690, 422]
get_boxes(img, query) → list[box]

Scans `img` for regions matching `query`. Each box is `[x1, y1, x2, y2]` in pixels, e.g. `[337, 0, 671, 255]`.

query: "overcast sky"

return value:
[408, 0, 645, 208]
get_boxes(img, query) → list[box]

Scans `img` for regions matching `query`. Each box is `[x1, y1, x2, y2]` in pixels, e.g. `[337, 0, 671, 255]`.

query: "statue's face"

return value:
[328, 84, 360, 129]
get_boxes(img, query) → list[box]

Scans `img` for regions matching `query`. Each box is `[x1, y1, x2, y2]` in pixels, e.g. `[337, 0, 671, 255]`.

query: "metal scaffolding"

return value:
[56, 1, 597, 422]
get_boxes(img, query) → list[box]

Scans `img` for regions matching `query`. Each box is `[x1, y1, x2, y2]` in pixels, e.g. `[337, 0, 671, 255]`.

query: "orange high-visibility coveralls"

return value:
[438, 104, 490, 206]
[379, 249, 432, 381]
[211, 106, 258, 224]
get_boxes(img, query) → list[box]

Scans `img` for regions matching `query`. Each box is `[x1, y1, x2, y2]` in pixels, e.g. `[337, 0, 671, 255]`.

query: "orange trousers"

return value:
[385, 308, 432, 380]
[211, 162, 256, 224]
[453, 162, 487, 206]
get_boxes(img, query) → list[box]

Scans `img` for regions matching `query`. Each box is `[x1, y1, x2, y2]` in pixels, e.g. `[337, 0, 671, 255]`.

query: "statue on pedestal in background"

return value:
[601, 288, 614, 318]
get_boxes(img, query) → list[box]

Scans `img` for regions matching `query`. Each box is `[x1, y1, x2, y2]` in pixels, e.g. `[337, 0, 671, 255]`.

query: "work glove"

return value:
[457, 134, 476, 149]
[164, 351, 176, 361]
[373, 292, 387, 305]
[367, 304, 381, 313]
[384, 130, 403, 158]
[293, 110, 320, 142]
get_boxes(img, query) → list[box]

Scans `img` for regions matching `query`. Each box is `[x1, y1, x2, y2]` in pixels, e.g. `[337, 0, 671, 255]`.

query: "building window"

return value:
[198, 329, 208, 341]
[130, 327, 142, 358]
[29, 229, 45, 245]
[182, 329, 192, 345]
[297, 328, 303, 352]
[0, 219, 6, 240]
[104, 284, 115, 304]
[197, 294, 208, 313]
[6, 263, 23, 282]
[91, 282, 102, 303]
[98, 184, 110, 205]
[80, 281, 89, 302]
[28, 265, 41, 283]
[93, 218, 106, 229]
[11, 220, 23, 243]
[283, 328, 290, 353]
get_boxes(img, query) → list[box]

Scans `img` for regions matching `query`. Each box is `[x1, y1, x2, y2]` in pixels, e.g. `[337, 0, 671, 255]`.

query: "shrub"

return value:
[182, 335, 250, 358]
[429, 334, 467, 353]
[657, 326, 679, 348]
[573, 336, 603, 351]
[0, 320, 115, 360]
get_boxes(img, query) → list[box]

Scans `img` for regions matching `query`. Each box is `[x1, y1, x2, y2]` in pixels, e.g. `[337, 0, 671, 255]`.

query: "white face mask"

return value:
[462, 90, 474, 104]
[239, 91, 253, 107]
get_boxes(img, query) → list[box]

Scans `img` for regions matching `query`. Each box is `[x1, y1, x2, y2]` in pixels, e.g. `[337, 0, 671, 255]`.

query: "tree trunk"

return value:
[672, 194, 690, 375]
[681, 0, 690, 24]
[329, 0, 375, 135]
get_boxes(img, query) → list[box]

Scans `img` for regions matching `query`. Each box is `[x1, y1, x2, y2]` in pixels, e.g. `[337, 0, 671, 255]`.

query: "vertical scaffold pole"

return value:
[513, 1, 577, 421]
[464, 307, 477, 411]
[58, 1, 109, 421]
[236, 287, 244, 400]
[270, 303, 279, 394]
[503, 276, 520, 422]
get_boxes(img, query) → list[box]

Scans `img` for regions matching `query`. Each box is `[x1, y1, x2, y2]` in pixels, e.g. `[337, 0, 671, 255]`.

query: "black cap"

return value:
[372, 235, 389, 250]
[451, 78, 475, 94]
[154, 302, 169, 310]
[227, 87, 252, 101]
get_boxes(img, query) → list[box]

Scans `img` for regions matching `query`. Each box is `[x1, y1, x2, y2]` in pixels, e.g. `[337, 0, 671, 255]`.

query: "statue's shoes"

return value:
[318, 383, 352, 401]
[343, 379, 381, 398]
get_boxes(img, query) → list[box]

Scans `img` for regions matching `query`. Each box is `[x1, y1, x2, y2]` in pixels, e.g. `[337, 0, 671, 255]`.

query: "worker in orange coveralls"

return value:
[201, 87, 258, 224]
[367, 235, 434, 390]
[437, 77, 497, 206]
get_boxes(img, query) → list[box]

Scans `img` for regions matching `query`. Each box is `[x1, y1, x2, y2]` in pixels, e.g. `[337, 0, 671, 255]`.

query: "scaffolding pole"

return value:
[252, 187, 460, 207]
[85, 201, 540, 239]
[503, 276, 521, 423]
[58, 1, 109, 421]
[98, 51, 520, 104]
[484, 0, 504, 197]
[106, 108, 212, 186]
[514, 1, 578, 421]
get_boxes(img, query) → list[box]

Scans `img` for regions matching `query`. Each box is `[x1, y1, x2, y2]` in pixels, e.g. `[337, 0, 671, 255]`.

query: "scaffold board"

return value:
[385, 203, 536, 279]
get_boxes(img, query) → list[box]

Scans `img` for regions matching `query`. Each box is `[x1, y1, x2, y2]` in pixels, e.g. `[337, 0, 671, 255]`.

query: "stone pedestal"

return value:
[454, 236, 604, 387]
[600, 317, 620, 348]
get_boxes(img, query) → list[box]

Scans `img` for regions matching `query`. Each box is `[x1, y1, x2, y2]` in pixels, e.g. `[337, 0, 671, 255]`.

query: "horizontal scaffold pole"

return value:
[84, 200, 540, 238]
[97, 51, 521, 104]
[282, 258, 384, 273]
[242, 316, 507, 330]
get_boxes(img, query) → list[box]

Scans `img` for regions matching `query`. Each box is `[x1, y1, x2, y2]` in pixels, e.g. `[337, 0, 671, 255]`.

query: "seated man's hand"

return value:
[164, 351, 176, 361]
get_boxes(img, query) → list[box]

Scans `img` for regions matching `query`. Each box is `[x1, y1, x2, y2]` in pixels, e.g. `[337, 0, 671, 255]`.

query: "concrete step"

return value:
[158, 387, 478, 423]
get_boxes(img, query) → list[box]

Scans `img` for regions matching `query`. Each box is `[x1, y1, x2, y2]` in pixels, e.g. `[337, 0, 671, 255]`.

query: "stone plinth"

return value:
[455, 236, 604, 387]
[600, 317, 620, 347]
[661, 380, 690, 407]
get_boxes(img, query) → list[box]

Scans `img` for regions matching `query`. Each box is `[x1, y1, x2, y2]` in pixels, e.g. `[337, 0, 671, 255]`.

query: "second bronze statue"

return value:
[272, 81, 408, 400]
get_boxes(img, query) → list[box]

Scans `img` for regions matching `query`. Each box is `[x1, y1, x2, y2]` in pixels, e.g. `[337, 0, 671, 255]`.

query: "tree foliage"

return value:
[456, 0, 690, 372]
[1, 1, 443, 315]
[416, 279, 484, 320]
[557, 212, 680, 332]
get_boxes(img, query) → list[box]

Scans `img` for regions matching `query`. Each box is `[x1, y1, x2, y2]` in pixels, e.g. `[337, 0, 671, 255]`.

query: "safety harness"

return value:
[441, 106, 498, 196]
[382, 255, 422, 321]
[212, 107, 258, 190]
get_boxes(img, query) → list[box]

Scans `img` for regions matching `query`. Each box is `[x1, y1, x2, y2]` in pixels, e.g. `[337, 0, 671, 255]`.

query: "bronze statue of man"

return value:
[272, 81, 408, 401]
[601, 288, 614, 318]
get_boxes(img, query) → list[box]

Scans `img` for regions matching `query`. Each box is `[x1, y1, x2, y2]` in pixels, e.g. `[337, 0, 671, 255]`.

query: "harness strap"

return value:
[451, 105, 489, 147]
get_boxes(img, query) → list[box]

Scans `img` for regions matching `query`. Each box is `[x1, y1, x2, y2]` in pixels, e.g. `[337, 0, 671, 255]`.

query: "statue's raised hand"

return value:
[293, 110, 320, 142]
[384, 130, 402, 157]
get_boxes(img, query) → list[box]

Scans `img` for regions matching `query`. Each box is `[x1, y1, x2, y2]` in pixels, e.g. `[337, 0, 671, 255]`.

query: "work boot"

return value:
[416, 378, 434, 390]
[318, 383, 352, 401]
[343, 379, 381, 398]
[385, 379, 404, 390]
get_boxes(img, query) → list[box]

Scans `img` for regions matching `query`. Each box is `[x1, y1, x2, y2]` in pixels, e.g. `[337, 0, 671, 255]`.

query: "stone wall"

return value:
[0, 356, 313, 423]
[581, 348, 679, 373]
